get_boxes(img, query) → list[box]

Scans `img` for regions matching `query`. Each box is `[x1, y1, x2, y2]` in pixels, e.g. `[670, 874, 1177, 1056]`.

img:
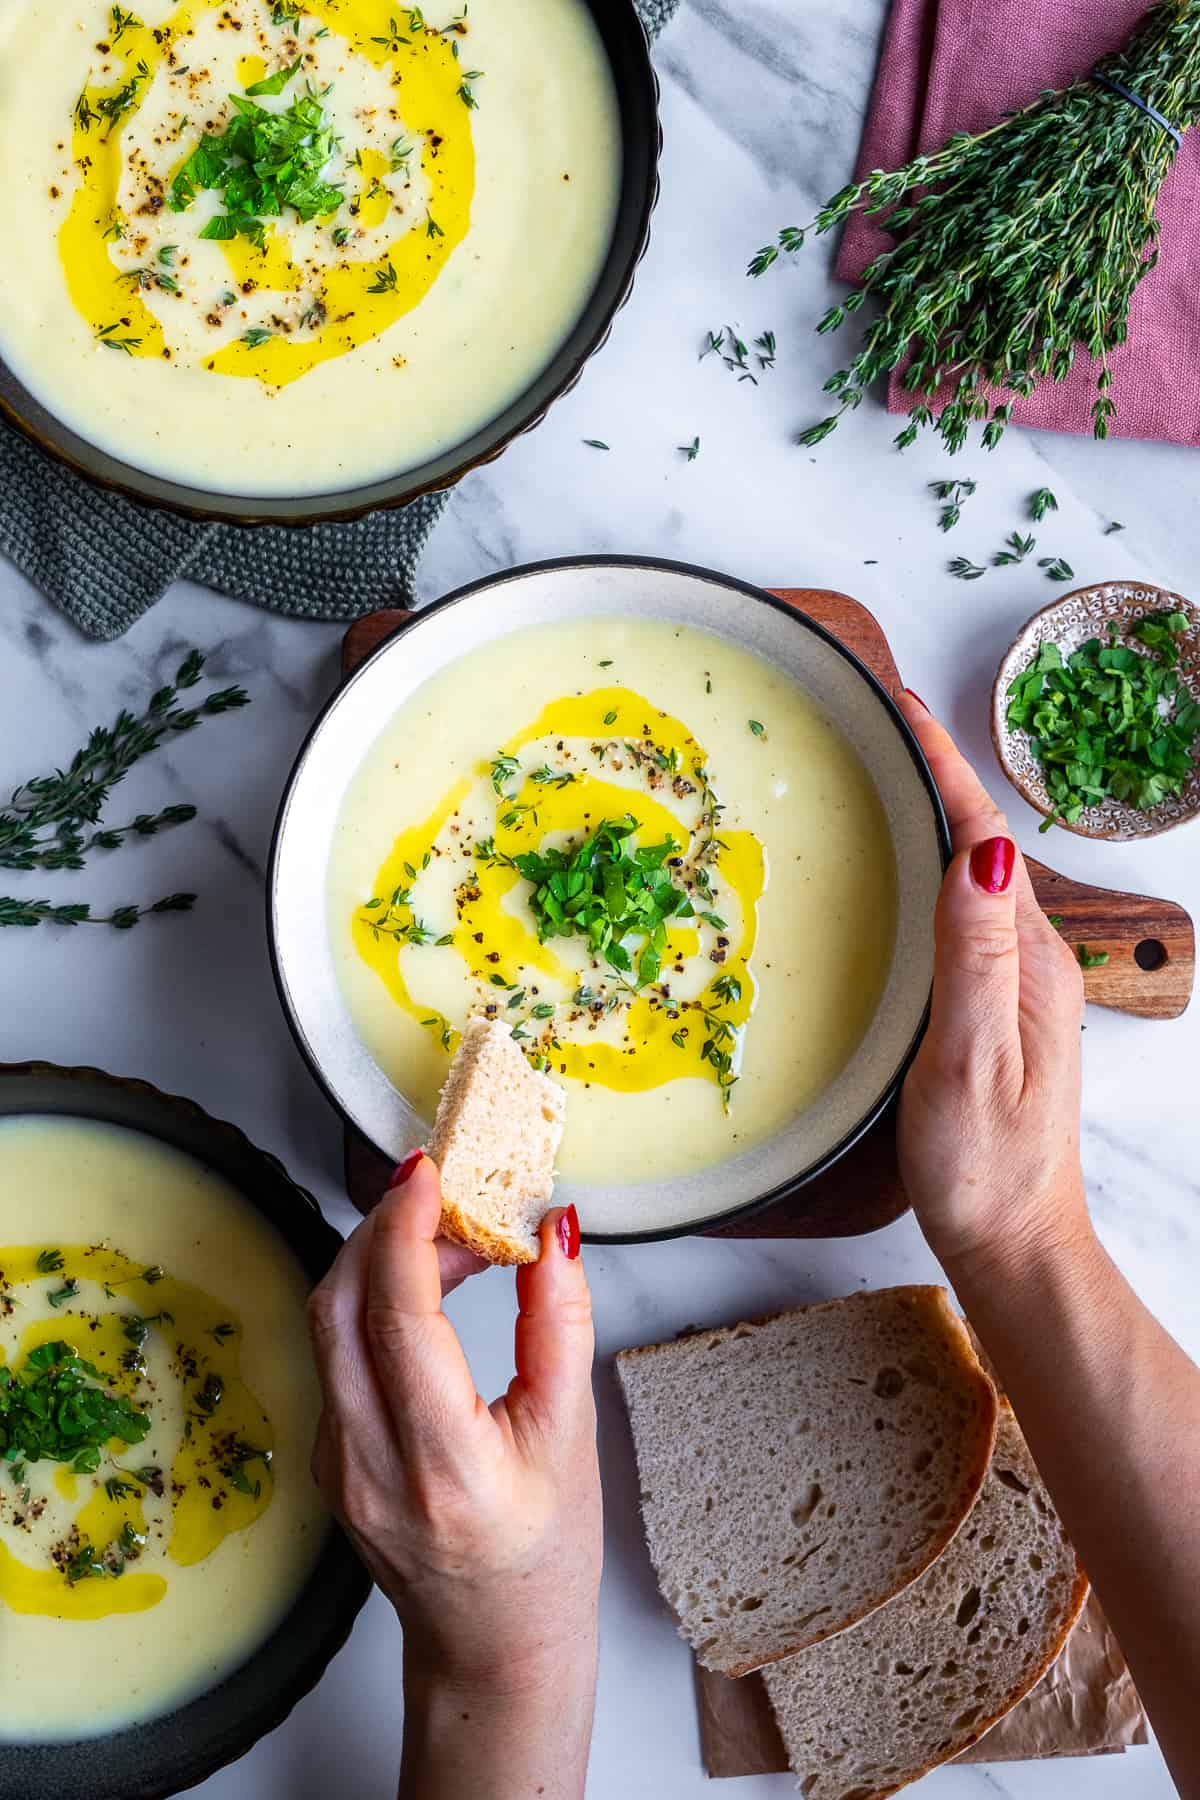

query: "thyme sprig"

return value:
[0, 650, 247, 872]
[749, 0, 1200, 453]
[0, 894, 195, 930]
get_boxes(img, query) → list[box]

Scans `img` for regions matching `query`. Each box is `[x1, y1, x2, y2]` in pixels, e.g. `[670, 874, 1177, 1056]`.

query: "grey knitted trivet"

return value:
[0, 0, 677, 642]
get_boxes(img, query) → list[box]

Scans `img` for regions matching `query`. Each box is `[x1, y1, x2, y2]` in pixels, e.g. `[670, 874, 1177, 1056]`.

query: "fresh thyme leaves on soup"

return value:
[0, 0, 621, 496]
[329, 617, 900, 1185]
[0, 1118, 327, 1743]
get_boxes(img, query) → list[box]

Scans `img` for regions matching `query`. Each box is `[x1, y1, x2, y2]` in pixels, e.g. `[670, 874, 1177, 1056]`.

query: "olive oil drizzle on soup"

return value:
[0, 1118, 327, 1741]
[329, 618, 899, 1185]
[0, 0, 621, 494]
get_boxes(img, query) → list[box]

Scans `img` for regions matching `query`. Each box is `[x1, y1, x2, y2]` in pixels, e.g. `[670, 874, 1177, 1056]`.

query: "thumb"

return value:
[925, 835, 1023, 1087]
[508, 1206, 596, 1444]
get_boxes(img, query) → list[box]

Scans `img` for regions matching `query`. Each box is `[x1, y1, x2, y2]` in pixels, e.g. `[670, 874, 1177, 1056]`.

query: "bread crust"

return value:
[437, 1194, 538, 1266]
[779, 1404, 1091, 1800]
[617, 1286, 1000, 1677]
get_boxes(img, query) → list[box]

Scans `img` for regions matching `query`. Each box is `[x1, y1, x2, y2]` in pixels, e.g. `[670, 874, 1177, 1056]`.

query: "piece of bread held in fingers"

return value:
[429, 1017, 567, 1265]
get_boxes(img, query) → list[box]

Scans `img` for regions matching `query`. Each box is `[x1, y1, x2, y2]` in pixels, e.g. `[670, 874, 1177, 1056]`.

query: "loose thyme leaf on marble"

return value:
[993, 531, 1036, 566]
[929, 476, 976, 531]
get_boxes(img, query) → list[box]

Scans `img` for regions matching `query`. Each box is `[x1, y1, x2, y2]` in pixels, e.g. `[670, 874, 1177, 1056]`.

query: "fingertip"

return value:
[378, 1149, 443, 1238]
[968, 835, 1016, 895]
[551, 1203, 581, 1262]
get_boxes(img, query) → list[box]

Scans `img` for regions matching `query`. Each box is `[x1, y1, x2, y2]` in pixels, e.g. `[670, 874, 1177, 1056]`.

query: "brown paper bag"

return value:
[695, 1593, 1148, 1779]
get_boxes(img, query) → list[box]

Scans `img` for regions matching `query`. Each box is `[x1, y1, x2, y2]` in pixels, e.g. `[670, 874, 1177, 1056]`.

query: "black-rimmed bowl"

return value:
[268, 556, 951, 1244]
[0, 0, 660, 526]
[0, 1061, 371, 1800]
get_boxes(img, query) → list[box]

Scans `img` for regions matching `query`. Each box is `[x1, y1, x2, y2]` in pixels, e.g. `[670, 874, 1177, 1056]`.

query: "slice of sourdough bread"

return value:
[615, 1287, 998, 1677]
[429, 1017, 567, 1265]
[762, 1405, 1089, 1799]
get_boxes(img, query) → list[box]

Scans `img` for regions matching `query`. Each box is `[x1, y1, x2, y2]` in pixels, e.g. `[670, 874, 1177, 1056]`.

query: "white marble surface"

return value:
[1, 1, 1197, 1794]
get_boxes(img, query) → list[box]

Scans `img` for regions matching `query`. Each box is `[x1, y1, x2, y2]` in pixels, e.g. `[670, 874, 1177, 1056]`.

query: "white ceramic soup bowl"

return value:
[268, 557, 949, 1241]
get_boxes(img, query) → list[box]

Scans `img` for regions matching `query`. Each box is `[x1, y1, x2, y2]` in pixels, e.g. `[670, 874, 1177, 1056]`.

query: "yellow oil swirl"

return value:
[62, 0, 474, 387]
[351, 688, 766, 1102]
[0, 1245, 274, 1621]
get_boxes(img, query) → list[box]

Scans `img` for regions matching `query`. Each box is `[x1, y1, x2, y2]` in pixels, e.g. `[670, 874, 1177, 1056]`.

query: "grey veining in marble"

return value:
[0, 0, 1195, 1793]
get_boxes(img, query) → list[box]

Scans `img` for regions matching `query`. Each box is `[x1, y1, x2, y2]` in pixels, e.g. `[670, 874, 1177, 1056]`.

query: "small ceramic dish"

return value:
[991, 580, 1200, 842]
[0, 0, 660, 526]
[269, 556, 951, 1244]
[0, 1062, 370, 1800]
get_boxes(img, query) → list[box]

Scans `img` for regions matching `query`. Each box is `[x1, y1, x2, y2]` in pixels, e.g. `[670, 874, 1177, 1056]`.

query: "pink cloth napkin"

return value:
[835, 0, 1200, 447]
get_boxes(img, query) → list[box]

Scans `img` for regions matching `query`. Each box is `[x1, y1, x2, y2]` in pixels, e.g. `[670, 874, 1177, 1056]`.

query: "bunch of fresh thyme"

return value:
[0, 649, 249, 929]
[750, 0, 1199, 453]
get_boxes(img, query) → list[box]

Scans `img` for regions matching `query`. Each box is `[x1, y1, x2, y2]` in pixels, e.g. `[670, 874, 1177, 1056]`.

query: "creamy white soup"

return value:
[0, 1117, 329, 1741]
[329, 617, 899, 1185]
[0, 0, 621, 494]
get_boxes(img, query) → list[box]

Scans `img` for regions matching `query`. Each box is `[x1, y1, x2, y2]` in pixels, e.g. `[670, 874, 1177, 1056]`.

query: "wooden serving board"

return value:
[338, 591, 1195, 1235]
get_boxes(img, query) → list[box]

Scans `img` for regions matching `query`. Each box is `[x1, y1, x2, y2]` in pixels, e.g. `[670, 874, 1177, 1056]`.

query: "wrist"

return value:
[923, 1169, 1093, 1289]
[940, 1201, 1107, 1316]
[401, 1633, 597, 1800]
[403, 1622, 599, 1708]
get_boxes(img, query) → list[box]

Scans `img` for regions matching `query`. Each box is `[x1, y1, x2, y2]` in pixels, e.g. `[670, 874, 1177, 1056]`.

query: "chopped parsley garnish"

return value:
[244, 55, 304, 98]
[171, 87, 343, 248]
[1006, 612, 1200, 830]
[490, 814, 694, 990]
[1076, 943, 1110, 969]
[0, 1342, 150, 1476]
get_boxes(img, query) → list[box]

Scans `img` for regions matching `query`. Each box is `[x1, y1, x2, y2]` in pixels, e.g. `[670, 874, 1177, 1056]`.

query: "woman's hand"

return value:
[308, 1153, 602, 1800]
[896, 693, 1093, 1279]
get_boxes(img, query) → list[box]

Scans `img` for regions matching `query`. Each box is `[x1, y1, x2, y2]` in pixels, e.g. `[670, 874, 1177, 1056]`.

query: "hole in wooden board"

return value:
[1135, 938, 1168, 971]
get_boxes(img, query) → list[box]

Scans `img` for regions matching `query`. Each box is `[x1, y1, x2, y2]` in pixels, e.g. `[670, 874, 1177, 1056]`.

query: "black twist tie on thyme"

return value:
[1093, 73, 1183, 150]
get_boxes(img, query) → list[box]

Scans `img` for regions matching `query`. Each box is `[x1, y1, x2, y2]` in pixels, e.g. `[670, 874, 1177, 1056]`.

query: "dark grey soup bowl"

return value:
[0, 1061, 371, 1800]
[0, 0, 660, 525]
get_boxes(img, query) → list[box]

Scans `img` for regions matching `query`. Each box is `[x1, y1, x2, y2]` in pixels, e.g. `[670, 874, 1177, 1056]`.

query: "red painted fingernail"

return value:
[970, 836, 1016, 895]
[904, 687, 930, 711]
[556, 1205, 580, 1261]
[388, 1149, 424, 1190]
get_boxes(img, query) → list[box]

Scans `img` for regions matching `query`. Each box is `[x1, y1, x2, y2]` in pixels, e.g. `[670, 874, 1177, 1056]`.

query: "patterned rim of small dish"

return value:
[990, 580, 1200, 842]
